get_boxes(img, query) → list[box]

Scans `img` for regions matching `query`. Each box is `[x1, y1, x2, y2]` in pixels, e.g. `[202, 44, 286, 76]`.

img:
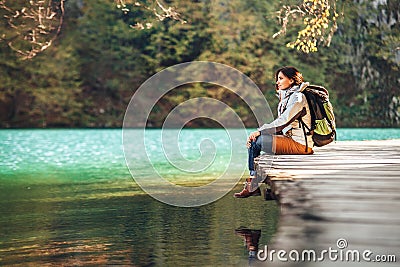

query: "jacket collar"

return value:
[278, 82, 309, 100]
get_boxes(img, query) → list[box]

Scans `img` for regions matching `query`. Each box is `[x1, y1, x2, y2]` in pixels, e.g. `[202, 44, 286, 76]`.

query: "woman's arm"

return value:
[258, 92, 307, 135]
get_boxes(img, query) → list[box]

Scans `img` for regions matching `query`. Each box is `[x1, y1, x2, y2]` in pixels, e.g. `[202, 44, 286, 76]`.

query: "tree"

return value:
[0, 0, 399, 128]
[1, 0, 346, 59]
[0, 0, 185, 59]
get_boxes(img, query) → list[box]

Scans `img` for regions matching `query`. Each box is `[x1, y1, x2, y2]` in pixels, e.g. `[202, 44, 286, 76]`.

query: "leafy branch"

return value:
[273, 0, 339, 53]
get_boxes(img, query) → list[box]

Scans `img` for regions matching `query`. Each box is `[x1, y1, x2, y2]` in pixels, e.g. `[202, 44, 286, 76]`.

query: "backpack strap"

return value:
[298, 117, 311, 152]
[302, 90, 317, 131]
[280, 92, 294, 114]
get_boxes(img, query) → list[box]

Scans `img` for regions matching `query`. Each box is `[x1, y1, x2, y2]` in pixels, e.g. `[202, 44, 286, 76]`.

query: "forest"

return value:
[0, 0, 399, 128]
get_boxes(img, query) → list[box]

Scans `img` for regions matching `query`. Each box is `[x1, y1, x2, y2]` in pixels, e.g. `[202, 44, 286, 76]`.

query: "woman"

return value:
[234, 66, 314, 198]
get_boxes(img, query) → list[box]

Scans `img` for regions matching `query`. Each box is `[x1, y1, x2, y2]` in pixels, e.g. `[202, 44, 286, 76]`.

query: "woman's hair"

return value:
[275, 66, 304, 91]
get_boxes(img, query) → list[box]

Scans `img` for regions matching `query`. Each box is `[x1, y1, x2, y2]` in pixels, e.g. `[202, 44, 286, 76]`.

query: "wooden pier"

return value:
[255, 140, 400, 266]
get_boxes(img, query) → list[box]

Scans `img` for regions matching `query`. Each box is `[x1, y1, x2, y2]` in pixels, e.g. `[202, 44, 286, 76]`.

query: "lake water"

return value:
[1, 128, 399, 266]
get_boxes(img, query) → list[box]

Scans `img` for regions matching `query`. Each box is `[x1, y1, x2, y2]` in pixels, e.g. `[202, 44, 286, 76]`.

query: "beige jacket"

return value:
[258, 82, 313, 147]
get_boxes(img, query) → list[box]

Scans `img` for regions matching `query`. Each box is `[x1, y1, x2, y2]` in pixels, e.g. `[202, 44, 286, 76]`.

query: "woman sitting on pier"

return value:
[234, 66, 314, 198]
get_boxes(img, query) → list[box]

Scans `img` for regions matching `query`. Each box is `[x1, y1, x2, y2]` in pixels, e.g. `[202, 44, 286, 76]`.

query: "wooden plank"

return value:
[255, 140, 400, 266]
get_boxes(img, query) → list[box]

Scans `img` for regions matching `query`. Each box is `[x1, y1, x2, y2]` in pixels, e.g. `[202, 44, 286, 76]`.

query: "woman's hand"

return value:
[246, 131, 260, 148]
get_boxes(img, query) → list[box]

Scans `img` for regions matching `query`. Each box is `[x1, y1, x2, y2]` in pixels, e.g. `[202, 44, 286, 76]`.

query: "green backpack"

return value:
[299, 85, 336, 149]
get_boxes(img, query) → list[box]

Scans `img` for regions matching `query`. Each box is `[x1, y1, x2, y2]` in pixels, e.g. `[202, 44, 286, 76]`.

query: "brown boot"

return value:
[234, 178, 261, 198]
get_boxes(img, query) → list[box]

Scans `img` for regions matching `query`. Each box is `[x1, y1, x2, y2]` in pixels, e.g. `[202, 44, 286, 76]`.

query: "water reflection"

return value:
[0, 182, 279, 266]
[235, 228, 263, 266]
[235, 228, 261, 258]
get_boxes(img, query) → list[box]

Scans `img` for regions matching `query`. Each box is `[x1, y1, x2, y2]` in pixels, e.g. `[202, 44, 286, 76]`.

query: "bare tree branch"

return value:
[0, 0, 65, 60]
[0, 0, 185, 59]
[272, 5, 305, 39]
[114, 0, 186, 29]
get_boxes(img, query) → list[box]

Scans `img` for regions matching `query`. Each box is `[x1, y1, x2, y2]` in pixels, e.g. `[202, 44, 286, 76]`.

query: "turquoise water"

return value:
[0, 129, 274, 266]
[2, 128, 398, 177]
[0, 128, 399, 266]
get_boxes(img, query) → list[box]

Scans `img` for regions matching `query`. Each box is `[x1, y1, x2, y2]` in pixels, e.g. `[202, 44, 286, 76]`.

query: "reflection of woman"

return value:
[234, 66, 314, 198]
[235, 228, 261, 259]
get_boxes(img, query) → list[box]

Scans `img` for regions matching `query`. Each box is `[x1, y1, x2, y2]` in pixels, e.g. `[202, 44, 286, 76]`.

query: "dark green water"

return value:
[1, 128, 399, 266]
[0, 183, 278, 266]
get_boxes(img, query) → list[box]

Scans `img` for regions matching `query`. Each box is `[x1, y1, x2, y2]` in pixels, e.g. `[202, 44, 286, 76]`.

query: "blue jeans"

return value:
[248, 134, 273, 176]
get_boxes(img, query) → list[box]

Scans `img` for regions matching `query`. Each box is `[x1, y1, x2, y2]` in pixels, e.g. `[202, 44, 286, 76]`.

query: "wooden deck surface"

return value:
[255, 140, 400, 266]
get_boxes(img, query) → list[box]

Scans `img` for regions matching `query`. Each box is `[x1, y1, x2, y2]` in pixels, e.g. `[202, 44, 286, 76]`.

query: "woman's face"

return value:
[276, 71, 293, 90]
